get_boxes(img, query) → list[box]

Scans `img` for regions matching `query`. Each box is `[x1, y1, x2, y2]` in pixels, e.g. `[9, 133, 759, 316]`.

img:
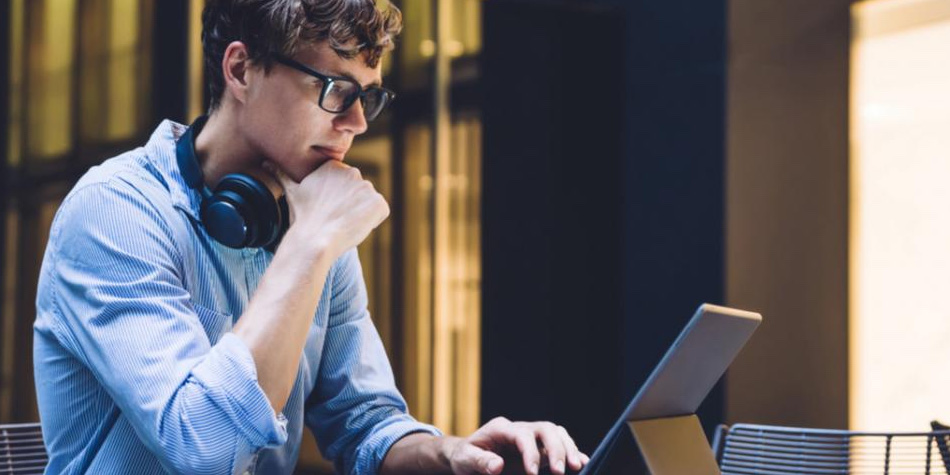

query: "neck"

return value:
[193, 109, 258, 188]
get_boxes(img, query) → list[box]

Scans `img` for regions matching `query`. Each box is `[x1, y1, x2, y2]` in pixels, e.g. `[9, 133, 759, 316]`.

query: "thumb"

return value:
[459, 443, 505, 475]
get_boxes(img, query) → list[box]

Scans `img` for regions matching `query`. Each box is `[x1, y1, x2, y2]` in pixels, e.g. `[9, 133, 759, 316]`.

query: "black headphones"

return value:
[176, 115, 288, 250]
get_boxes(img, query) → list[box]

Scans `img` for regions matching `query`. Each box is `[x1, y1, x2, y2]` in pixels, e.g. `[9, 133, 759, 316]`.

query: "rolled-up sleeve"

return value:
[188, 333, 288, 449]
[306, 249, 441, 475]
[47, 179, 286, 474]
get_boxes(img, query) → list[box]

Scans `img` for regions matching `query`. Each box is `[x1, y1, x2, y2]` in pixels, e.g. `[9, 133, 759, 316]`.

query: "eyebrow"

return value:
[328, 70, 382, 89]
[278, 55, 383, 89]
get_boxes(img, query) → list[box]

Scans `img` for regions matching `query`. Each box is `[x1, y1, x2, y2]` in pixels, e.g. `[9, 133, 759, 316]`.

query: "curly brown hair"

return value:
[201, 0, 402, 111]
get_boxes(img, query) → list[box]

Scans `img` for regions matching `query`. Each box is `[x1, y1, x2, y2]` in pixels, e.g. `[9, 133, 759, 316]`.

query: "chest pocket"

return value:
[192, 302, 233, 345]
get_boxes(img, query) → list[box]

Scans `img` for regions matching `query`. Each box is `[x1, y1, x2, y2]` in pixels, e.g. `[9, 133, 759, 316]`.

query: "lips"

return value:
[312, 145, 347, 161]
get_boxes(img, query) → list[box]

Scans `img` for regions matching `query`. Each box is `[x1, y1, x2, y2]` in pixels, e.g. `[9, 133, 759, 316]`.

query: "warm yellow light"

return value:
[420, 39, 436, 58]
[29, 0, 77, 158]
[851, 0, 950, 431]
[188, 0, 205, 120]
[106, 0, 139, 140]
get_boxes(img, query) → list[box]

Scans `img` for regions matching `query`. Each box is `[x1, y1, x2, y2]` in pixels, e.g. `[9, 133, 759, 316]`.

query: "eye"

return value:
[328, 80, 358, 97]
[327, 81, 347, 95]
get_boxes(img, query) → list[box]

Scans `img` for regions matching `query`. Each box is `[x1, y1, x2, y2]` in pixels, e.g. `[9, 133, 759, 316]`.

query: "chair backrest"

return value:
[715, 423, 950, 474]
[0, 423, 47, 474]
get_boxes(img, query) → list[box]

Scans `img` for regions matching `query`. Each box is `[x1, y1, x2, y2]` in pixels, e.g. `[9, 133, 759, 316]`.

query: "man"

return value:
[33, 1, 589, 474]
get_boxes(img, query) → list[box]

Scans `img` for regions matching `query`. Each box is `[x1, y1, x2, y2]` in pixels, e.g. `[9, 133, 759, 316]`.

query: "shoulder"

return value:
[67, 148, 175, 210]
[49, 150, 185, 267]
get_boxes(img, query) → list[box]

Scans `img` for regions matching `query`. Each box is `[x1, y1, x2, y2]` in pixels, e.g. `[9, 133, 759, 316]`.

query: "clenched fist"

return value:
[264, 159, 389, 260]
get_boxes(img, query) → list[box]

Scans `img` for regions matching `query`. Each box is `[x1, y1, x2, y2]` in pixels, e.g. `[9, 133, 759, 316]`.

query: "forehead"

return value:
[294, 41, 383, 87]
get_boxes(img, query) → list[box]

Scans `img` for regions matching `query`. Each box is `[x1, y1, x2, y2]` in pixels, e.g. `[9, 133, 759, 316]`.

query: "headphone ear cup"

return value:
[200, 190, 252, 249]
[208, 174, 280, 248]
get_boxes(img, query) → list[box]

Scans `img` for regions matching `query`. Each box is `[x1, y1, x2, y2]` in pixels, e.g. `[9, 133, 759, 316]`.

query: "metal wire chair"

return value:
[0, 423, 47, 474]
[712, 423, 950, 474]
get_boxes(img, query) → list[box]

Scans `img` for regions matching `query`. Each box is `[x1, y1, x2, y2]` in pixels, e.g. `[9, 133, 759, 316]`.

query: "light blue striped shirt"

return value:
[33, 120, 440, 474]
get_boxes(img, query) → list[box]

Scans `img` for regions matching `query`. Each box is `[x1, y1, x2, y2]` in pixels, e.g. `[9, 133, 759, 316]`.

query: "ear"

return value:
[221, 41, 253, 105]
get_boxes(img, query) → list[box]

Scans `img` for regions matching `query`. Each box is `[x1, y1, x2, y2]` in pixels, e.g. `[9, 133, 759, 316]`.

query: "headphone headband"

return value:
[176, 115, 209, 191]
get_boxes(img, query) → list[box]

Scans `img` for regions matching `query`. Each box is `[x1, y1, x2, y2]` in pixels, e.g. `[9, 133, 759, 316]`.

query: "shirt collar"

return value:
[143, 119, 204, 220]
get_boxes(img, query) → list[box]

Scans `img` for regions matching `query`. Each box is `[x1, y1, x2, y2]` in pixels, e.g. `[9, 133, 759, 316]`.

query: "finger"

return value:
[488, 416, 511, 426]
[466, 416, 510, 447]
[511, 428, 541, 475]
[321, 158, 356, 178]
[556, 425, 583, 470]
[536, 423, 567, 475]
[555, 427, 578, 468]
[480, 423, 540, 475]
[460, 443, 505, 475]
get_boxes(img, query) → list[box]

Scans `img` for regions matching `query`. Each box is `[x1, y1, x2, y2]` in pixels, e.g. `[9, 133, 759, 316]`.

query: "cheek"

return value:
[249, 76, 311, 122]
[264, 127, 325, 181]
[244, 82, 340, 178]
[310, 111, 337, 136]
[246, 92, 311, 145]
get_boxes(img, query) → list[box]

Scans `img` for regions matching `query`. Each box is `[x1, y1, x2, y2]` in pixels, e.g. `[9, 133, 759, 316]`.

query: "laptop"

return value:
[575, 303, 762, 474]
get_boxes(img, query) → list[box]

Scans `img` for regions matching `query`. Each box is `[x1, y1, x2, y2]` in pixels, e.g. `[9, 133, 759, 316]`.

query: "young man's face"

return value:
[240, 40, 383, 182]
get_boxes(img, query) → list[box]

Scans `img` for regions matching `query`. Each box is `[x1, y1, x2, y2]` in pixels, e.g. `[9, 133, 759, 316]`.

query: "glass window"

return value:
[850, 0, 950, 431]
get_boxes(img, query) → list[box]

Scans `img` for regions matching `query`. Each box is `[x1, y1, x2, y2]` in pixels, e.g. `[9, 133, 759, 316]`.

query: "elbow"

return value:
[166, 453, 237, 475]
[152, 384, 245, 474]
[150, 354, 287, 473]
[154, 420, 241, 475]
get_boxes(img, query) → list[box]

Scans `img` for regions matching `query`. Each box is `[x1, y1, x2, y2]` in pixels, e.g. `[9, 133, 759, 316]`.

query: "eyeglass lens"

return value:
[321, 79, 390, 121]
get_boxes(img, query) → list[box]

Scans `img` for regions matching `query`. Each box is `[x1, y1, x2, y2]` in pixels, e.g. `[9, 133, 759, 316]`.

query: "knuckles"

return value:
[489, 416, 511, 426]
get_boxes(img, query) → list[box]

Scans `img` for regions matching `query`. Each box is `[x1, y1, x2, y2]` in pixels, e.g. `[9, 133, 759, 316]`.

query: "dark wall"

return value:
[481, 0, 625, 454]
[481, 0, 728, 471]
[0, 0, 10, 421]
[152, 0, 189, 124]
[609, 0, 728, 435]
[725, 0, 851, 429]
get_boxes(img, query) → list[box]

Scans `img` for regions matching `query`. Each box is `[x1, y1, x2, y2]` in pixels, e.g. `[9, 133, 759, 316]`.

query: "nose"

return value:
[333, 99, 369, 135]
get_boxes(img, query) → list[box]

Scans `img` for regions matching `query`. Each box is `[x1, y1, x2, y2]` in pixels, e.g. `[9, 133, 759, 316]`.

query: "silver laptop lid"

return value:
[579, 303, 761, 474]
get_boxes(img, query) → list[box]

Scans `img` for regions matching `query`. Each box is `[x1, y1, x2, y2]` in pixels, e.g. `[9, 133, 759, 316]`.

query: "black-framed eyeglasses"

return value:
[273, 55, 396, 122]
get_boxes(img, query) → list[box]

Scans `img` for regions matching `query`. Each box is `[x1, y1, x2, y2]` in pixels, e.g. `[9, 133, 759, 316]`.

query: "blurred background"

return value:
[1, 0, 950, 473]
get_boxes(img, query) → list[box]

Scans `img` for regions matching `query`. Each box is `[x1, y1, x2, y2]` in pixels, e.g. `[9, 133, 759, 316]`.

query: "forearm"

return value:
[380, 433, 459, 475]
[232, 226, 336, 412]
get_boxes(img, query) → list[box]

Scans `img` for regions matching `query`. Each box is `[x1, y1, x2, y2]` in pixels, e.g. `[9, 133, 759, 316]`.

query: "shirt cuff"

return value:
[190, 332, 289, 449]
[353, 415, 443, 475]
